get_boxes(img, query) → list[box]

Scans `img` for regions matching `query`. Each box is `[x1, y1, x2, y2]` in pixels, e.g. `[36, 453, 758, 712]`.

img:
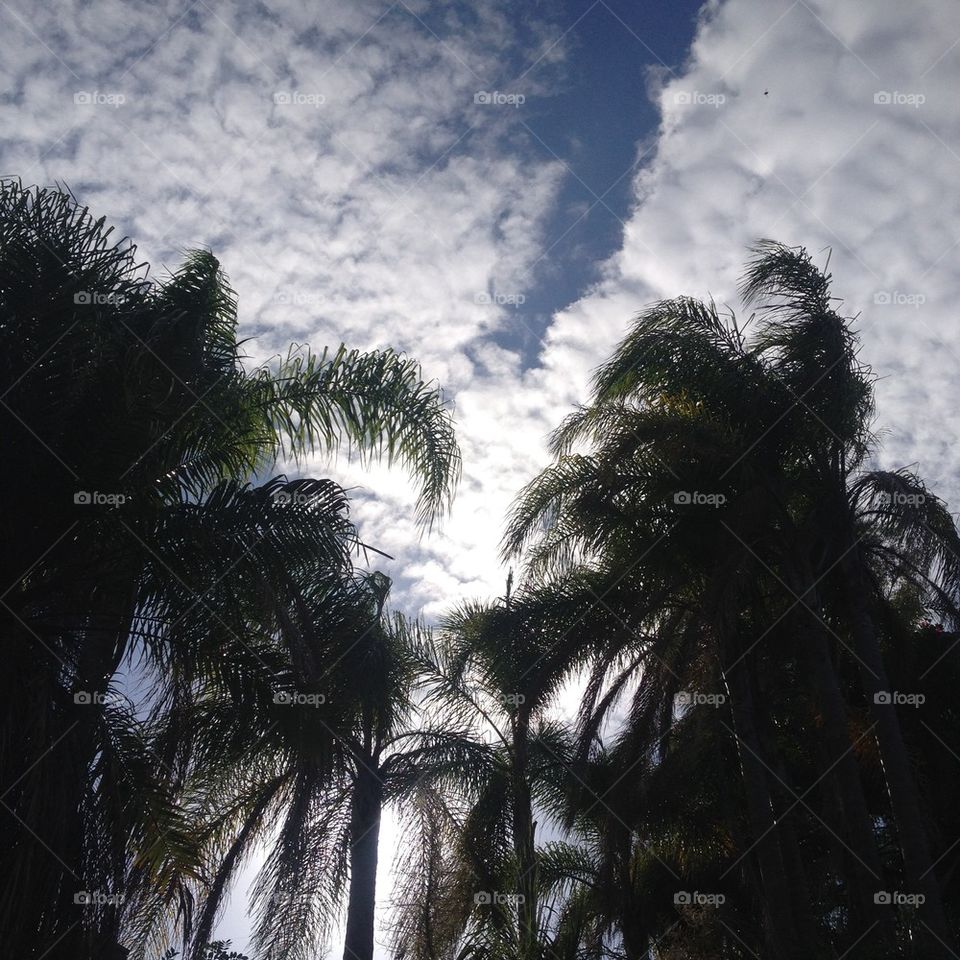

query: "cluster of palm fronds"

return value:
[0, 179, 460, 960]
[3, 179, 959, 960]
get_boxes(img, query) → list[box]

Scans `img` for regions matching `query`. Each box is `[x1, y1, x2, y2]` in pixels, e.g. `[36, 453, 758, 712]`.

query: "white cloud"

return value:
[527, 0, 960, 506]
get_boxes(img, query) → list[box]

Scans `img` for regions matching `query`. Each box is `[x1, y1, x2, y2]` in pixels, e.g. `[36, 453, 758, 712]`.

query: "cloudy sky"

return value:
[5, 0, 960, 952]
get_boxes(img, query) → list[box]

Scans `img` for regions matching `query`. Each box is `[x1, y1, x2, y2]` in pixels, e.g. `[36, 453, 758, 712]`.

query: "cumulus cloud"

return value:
[0, 0, 573, 610]
[9, 0, 953, 619]
[353, 0, 960, 642]
[536, 0, 960, 501]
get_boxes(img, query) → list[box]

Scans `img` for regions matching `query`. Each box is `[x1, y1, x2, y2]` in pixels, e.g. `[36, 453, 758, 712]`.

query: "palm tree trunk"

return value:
[343, 763, 383, 960]
[753, 706, 819, 941]
[791, 570, 899, 952]
[843, 549, 955, 955]
[723, 654, 806, 960]
[511, 716, 538, 960]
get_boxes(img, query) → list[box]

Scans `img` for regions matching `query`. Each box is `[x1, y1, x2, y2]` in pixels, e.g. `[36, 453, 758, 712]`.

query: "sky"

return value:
[4, 0, 960, 955]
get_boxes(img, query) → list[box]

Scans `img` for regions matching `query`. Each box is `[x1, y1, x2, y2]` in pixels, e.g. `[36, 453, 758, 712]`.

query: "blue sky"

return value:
[476, 0, 705, 358]
[4, 0, 960, 954]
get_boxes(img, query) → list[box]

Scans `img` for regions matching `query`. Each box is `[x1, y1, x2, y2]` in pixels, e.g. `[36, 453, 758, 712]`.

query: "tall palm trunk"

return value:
[511, 716, 538, 960]
[790, 567, 899, 953]
[842, 549, 955, 955]
[4, 578, 139, 959]
[723, 651, 806, 960]
[343, 762, 383, 960]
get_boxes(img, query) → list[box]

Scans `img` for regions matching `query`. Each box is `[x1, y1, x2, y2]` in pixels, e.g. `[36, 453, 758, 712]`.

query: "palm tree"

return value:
[0, 178, 460, 959]
[134, 573, 484, 960]
[389, 580, 600, 960]
[501, 244, 960, 955]
[738, 243, 960, 951]
[500, 312, 829, 957]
